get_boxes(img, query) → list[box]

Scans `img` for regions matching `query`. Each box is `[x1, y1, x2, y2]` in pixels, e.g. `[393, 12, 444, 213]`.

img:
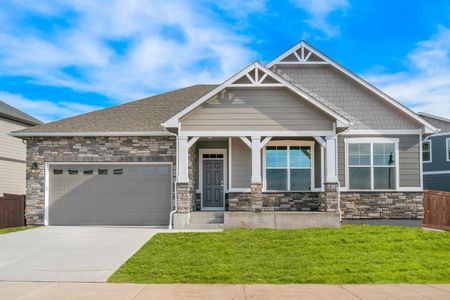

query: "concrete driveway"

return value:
[0, 226, 161, 282]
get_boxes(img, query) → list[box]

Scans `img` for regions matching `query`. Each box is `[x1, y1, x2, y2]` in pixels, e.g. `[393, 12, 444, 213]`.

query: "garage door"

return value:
[48, 164, 172, 226]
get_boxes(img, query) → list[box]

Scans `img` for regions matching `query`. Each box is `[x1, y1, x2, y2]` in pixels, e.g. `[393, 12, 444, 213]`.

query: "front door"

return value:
[202, 160, 224, 209]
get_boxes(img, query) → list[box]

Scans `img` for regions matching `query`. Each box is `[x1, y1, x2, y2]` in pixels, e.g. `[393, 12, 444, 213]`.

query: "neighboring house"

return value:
[0, 101, 42, 195]
[11, 41, 437, 228]
[418, 112, 450, 192]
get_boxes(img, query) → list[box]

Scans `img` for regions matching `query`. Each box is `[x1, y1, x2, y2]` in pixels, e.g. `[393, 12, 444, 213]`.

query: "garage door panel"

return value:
[49, 164, 172, 226]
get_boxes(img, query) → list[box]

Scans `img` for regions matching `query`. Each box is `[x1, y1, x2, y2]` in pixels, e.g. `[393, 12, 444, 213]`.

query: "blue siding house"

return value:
[419, 112, 450, 192]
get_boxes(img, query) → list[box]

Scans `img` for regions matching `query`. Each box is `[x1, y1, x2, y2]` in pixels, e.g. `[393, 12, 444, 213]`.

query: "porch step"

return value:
[184, 223, 225, 229]
[189, 212, 224, 225]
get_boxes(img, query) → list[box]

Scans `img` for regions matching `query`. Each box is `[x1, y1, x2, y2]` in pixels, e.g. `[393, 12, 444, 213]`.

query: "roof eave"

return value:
[9, 131, 174, 138]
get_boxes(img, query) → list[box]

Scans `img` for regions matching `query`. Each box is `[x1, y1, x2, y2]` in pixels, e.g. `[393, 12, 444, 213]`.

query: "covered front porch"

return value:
[173, 135, 340, 229]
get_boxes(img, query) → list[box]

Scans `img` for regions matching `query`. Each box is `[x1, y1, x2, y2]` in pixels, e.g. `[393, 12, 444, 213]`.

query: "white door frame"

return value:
[44, 161, 173, 226]
[199, 149, 227, 211]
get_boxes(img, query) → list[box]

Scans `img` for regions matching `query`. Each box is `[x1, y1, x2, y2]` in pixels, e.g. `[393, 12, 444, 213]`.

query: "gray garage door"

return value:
[49, 164, 172, 226]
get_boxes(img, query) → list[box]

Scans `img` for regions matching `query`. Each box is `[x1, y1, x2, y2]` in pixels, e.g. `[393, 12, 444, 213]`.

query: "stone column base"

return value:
[250, 183, 263, 212]
[320, 182, 339, 212]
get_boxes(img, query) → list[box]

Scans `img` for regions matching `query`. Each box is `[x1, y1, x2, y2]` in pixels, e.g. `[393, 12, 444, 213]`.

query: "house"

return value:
[0, 101, 42, 195]
[418, 112, 450, 192]
[11, 41, 437, 228]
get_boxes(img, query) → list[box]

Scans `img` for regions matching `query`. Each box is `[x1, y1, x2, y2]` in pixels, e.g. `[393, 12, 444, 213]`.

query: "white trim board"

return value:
[178, 130, 336, 137]
[198, 148, 227, 211]
[164, 61, 350, 128]
[44, 161, 174, 226]
[267, 41, 438, 134]
[423, 170, 450, 175]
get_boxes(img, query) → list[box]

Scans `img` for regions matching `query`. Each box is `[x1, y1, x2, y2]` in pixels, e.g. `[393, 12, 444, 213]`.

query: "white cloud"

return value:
[366, 27, 450, 118]
[0, 92, 102, 123]
[0, 0, 256, 103]
[290, 0, 349, 38]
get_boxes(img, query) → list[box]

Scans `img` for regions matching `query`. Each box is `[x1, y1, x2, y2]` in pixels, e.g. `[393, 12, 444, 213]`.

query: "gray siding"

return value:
[231, 138, 251, 189]
[338, 135, 421, 188]
[181, 87, 334, 132]
[423, 134, 450, 172]
[423, 134, 450, 192]
[0, 117, 28, 195]
[275, 65, 420, 130]
[424, 173, 450, 192]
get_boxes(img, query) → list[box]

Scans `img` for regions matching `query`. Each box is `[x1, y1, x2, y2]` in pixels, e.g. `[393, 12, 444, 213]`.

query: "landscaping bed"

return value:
[109, 225, 450, 284]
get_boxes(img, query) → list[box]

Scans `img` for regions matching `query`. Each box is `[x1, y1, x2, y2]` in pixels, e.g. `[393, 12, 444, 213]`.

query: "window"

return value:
[83, 169, 93, 175]
[98, 169, 108, 175]
[113, 168, 123, 175]
[347, 140, 397, 190]
[422, 140, 431, 163]
[53, 169, 63, 175]
[447, 138, 450, 161]
[265, 144, 312, 191]
[68, 169, 78, 175]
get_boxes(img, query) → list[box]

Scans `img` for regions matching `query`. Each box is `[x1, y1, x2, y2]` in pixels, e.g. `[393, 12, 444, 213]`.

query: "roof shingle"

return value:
[0, 100, 42, 125]
[13, 84, 217, 135]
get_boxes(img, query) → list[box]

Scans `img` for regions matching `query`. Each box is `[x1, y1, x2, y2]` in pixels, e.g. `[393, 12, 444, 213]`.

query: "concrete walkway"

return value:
[0, 226, 221, 282]
[0, 282, 449, 299]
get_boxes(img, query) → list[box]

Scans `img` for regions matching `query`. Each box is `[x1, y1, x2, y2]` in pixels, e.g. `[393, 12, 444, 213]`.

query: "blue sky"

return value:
[1, 0, 450, 122]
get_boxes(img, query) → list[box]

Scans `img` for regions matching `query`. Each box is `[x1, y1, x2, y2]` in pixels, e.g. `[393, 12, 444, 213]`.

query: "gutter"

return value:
[9, 131, 173, 137]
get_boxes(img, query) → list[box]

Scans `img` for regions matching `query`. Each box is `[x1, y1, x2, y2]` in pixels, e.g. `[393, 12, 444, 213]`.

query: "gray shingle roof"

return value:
[0, 100, 42, 125]
[418, 113, 450, 133]
[13, 84, 217, 136]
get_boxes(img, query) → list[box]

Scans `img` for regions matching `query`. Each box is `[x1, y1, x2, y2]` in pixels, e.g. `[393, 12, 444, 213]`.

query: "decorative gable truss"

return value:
[163, 61, 350, 128]
[267, 41, 438, 133]
[229, 64, 284, 87]
[268, 43, 328, 66]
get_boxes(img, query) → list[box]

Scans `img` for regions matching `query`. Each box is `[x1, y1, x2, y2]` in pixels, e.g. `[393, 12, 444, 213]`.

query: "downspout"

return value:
[164, 128, 178, 230]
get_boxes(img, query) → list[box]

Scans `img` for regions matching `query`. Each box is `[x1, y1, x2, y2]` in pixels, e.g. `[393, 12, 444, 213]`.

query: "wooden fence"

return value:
[423, 190, 450, 231]
[0, 194, 26, 228]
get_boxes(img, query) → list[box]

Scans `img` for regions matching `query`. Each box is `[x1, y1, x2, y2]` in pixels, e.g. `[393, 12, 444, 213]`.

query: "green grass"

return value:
[0, 226, 35, 235]
[109, 225, 450, 284]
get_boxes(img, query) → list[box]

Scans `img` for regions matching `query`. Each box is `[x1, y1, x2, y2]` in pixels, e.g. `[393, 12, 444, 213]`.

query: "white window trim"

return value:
[446, 138, 450, 162]
[344, 137, 399, 191]
[262, 140, 315, 192]
[198, 148, 227, 211]
[422, 140, 432, 163]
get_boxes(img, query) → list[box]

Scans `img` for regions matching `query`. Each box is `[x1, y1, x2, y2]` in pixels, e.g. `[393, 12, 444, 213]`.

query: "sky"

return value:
[1, 0, 450, 122]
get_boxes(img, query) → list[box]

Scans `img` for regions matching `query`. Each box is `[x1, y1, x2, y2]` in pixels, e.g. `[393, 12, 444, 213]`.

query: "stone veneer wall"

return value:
[25, 136, 176, 224]
[176, 145, 197, 212]
[228, 191, 321, 212]
[340, 192, 424, 219]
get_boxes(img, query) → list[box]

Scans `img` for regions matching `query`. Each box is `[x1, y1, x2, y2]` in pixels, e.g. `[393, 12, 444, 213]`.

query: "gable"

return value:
[267, 41, 437, 133]
[180, 87, 335, 133]
[164, 62, 350, 129]
[275, 65, 420, 130]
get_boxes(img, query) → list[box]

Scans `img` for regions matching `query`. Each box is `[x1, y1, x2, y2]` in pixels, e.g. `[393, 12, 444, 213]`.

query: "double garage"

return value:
[47, 163, 172, 226]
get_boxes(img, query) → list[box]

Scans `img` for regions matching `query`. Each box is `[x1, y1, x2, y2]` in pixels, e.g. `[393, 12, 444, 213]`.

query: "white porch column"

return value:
[177, 136, 189, 183]
[325, 135, 338, 183]
[251, 136, 262, 183]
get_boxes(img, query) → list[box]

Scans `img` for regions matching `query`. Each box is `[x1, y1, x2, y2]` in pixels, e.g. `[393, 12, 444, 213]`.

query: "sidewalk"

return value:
[0, 282, 449, 299]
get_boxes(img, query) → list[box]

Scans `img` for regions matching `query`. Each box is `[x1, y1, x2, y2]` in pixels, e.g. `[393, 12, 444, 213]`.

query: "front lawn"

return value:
[109, 225, 450, 284]
[0, 226, 35, 235]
